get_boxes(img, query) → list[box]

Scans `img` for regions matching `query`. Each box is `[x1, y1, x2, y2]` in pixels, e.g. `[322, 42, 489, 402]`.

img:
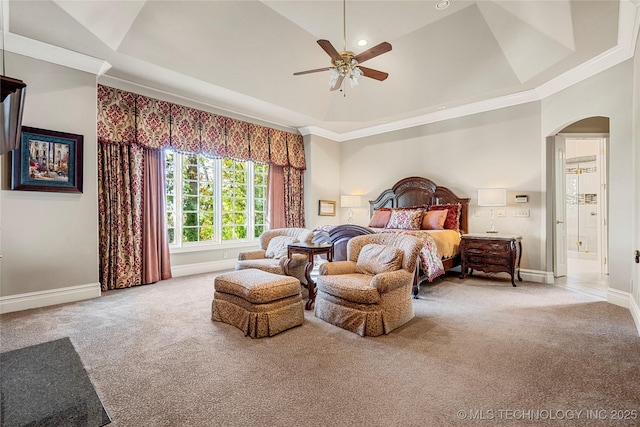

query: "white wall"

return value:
[338, 102, 544, 271]
[542, 60, 634, 294]
[1, 53, 99, 297]
[302, 60, 636, 289]
[304, 134, 341, 229]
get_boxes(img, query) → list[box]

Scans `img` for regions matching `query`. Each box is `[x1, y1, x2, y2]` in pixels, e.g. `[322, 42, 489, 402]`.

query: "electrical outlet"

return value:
[513, 209, 530, 218]
[223, 251, 228, 259]
[496, 209, 506, 217]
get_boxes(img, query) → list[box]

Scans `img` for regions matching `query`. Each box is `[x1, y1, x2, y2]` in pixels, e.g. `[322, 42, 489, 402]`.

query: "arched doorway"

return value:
[550, 117, 609, 297]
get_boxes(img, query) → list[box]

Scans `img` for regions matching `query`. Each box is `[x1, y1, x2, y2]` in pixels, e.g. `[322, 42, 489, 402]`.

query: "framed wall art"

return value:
[11, 126, 83, 193]
[318, 200, 336, 216]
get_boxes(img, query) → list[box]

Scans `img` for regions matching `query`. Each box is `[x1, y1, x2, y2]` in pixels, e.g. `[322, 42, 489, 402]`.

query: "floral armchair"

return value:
[235, 228, 315, 285]
[314, 233, 423, 336]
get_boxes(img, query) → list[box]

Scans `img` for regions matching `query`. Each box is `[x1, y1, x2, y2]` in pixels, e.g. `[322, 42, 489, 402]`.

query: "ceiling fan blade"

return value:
[330, 75, 345, 91]
[354, 42, 392, 63]
[359, 66, 389, 81]
[293, 67, 332, 76]
[317, 39, 342, 61]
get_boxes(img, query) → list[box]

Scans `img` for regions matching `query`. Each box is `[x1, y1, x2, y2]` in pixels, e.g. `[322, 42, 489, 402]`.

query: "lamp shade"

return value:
[340, 195, 362, 208]
[477, 188, 507, 207]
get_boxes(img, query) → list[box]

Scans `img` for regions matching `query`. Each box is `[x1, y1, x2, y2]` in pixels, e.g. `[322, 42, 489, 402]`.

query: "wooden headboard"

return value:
[369, 176, 471, 234]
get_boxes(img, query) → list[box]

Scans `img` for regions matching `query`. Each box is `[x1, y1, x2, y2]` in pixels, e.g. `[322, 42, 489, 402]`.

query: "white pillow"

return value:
[356, 243, 404, 275]
[265, 236, 299, 259]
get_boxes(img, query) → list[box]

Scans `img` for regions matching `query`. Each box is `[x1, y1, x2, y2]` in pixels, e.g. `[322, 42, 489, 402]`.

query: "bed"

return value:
[318, 176, 470, 297]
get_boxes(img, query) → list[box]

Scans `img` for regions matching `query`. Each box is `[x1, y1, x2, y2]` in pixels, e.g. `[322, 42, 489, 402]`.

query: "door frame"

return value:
[553, 132, 609, 277]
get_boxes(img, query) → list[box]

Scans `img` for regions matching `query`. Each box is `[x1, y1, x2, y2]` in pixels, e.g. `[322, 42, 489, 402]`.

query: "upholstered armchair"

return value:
[235, 228, 315, 285]
[314, 233, 423, 337]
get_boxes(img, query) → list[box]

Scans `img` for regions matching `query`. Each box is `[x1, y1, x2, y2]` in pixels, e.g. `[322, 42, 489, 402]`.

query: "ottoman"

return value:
[211, 269, 304, 338]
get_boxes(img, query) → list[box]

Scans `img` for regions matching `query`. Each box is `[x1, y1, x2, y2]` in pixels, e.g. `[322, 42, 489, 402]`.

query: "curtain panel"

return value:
[97, 143, 144, 290]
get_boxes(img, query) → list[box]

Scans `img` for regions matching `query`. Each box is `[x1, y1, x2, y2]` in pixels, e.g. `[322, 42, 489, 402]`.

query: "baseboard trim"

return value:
[171, 259, 236, 277]
[629, 295, 640, 337]
[0, 283, 101, 314]
[520, 269, 554, 284]
[607, 287, 630, 308]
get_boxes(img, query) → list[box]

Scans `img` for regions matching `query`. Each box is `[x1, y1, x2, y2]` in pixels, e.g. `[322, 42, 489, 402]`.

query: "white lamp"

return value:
[477, 188, 507, 233]
[340, 195, 362, 224]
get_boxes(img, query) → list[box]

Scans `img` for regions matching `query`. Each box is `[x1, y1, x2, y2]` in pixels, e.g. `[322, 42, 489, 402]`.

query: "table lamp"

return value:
[340, 195, 362, 224]
[477, 188, 506, 233]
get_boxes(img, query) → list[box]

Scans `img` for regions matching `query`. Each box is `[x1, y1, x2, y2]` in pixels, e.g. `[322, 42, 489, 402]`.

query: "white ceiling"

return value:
[3, 1, 639, 140]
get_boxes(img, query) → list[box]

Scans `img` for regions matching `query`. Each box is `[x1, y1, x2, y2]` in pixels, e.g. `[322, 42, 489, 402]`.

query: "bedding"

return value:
[386, 208, 424, 230]
[370, 228, 461, 282]
[422, 209, 448, 230]
[315, 177, 470, 296]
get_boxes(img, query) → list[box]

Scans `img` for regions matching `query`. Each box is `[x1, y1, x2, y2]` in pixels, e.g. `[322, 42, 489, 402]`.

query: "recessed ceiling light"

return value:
[357, 39, 368, 47]
[435, 0, 450, 11]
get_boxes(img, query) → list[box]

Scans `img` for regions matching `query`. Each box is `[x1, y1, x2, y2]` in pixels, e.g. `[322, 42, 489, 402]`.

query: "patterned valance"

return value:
[97, 85, 306, 170]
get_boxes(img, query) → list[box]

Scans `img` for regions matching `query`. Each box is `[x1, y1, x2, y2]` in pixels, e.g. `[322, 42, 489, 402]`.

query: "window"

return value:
[165, 149, 269, 248]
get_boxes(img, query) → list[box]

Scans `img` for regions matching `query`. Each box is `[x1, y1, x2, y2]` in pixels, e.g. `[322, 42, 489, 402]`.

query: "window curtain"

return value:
[97, 85, 172, 290]
[283, 166, 305, 228]
[97, 142, 144, 290]
[142, 148, 172, 284]
[267, 165, 286, 229]
[97, 85, 307, 287]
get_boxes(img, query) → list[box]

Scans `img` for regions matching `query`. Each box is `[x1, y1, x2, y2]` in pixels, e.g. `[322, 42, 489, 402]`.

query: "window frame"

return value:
[166, 149, 269, 252]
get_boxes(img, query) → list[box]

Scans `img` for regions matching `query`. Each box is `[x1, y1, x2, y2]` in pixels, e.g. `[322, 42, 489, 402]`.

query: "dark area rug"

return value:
[1, 337, 110, 427]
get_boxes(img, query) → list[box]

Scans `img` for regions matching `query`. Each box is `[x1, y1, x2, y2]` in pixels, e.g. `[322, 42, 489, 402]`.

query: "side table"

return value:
[459, 234, 522, 286]
[285, 242, 334, 310]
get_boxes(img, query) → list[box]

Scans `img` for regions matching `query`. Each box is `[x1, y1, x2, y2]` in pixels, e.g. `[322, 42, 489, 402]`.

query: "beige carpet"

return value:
[1, 272, 639, 426]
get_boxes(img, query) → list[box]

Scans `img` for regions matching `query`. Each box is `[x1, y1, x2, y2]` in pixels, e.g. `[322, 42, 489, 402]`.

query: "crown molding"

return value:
[4, 32, 111, 76]
[3, 1, 638, 142]
[317, 90, 541, 142]
[302, 0, 640, 142]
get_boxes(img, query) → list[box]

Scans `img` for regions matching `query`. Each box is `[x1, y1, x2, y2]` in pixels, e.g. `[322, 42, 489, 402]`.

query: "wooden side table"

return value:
[285, 242, 334, 310]
[459, 234, 522, 286]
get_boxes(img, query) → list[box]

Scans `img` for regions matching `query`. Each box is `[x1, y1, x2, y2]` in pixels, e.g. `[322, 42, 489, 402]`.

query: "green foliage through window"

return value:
[164, 149, 269, 247]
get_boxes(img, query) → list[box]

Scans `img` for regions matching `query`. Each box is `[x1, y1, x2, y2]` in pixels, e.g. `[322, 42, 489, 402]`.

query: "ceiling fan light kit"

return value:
[328, 51, 363, 88]
[293, 0, 391, 91]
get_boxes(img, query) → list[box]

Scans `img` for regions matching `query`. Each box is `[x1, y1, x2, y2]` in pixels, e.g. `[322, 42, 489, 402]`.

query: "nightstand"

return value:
[285, 242, 334, 310]
[459, 234, 522, 286]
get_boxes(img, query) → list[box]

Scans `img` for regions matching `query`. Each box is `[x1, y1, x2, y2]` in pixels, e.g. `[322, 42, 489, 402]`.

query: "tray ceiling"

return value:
[4, 1, 636, 139]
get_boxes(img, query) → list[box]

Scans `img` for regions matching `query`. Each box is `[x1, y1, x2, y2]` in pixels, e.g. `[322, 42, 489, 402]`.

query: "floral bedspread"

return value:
[378, 229, 445, 282]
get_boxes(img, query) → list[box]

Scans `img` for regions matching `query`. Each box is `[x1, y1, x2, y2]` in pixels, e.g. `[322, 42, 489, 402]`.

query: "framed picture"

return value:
[318, 200, 336, 216]
[11, 126, 83, 193]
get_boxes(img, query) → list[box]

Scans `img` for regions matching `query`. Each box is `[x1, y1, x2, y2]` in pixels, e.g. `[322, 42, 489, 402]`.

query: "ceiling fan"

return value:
[293, 0, 392, 91]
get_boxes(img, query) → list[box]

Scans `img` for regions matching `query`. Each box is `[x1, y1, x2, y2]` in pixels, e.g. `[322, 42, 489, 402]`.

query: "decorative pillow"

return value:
[386, 208, 424, 230]
[429, 204, 461, 231]
[422, 209, 448, 230]
[356, 243, 404, 275]
[368, 209, 392, 228]
[265, 236, 298, 258]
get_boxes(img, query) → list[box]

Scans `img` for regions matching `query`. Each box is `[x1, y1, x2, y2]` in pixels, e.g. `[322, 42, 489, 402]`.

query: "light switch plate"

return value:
[496, 209, 506, 217]
[513, 209, 530, 217]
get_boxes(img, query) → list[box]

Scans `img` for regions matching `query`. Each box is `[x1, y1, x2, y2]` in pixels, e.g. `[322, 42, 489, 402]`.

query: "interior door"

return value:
[554, 135, 567, 277]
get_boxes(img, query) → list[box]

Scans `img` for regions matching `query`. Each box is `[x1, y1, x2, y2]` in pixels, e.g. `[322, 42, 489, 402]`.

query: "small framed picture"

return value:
[318, 200, 336, 216]
[11, 126, 83, 193]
